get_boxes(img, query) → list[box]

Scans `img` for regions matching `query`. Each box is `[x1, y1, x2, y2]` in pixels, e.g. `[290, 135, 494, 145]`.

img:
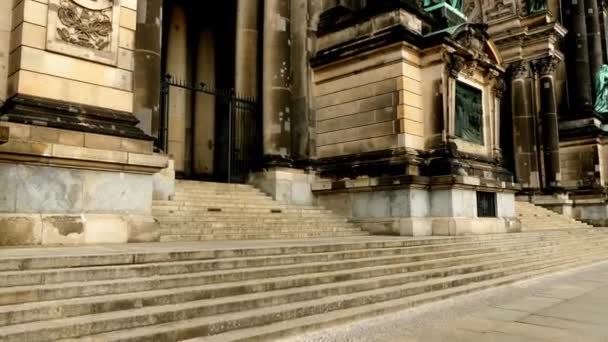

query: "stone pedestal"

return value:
[249, 168, 315, 206]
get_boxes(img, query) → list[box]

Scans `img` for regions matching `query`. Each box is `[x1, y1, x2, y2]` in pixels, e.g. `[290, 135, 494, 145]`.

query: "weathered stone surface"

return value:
[14, 164, 85, 213]
[153, 160, 176, 201]
[0, 214, 42, 246]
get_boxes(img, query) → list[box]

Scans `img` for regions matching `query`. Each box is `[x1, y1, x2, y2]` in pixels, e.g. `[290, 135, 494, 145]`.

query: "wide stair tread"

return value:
[52, 244, 608, 342]
[516, 201, 592, 230]
[153, 181, 367, 241]
[1, 230, 608, 341]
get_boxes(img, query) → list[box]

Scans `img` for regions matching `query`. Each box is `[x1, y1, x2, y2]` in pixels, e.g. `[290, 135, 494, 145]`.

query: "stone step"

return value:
[152, 206, 332, 214]
[1, 229, 602, 272]
[175, 181, 255, 188]
[516, 202, 591, 230]
[159, 231, 372, 242]
[158, 222, 356, 230]
[0, 238, 586, 327]
[153, 212, 343, 220]
[158, 228, 362, 236]
[163, 180, 368, 240]
[0, 234, 597, 307]
[155, 216, 349, 224]
[47, 248, 608, 342]
[0, 234, 574, 288]
[198, 253, 605, 342]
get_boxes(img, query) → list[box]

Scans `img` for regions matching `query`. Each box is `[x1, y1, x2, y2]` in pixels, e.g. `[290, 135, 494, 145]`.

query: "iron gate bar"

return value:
[159, 74, 261, 183]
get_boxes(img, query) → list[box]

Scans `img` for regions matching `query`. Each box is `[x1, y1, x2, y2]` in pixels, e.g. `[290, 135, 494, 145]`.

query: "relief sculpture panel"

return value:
[47, 0, 121, 65]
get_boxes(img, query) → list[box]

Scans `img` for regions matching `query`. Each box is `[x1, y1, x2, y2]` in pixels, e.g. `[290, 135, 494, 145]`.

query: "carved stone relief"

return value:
[463, 0, 518, 23]
[47, 0, 121, 65]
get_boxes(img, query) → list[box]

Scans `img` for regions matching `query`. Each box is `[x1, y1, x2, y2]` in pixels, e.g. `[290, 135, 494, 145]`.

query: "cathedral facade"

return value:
[0, 0, 602, 245]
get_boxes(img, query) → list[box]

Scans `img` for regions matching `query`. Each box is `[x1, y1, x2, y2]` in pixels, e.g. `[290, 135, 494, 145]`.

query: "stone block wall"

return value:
[558, 141, 600, 189]
[7, 0, 137, 112]
[313, 43, 424, 158]
[0, 1, 12, 104]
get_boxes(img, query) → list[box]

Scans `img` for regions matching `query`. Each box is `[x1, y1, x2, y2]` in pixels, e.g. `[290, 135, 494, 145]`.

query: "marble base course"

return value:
[313, 175, 520, 237]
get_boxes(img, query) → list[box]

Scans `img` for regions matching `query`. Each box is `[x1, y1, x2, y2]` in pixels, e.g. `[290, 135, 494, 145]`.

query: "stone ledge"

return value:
[0, 139, 167, 173]
[313, 175, 520, 193]
[0, 122, 153, 154]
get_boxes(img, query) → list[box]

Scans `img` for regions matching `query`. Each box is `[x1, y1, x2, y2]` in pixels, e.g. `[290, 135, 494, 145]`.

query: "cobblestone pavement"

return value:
[285, 260, 608, 342]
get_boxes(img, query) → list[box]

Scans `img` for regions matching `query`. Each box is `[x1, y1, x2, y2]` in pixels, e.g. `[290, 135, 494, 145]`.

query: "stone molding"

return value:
[0, 122, 167, 174]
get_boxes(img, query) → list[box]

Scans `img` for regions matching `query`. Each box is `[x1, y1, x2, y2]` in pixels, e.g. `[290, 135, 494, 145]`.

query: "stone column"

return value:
[586, 0, 604, 86]
[535, 57, 562, 189]
[263, 0, 292, 164]
[164, 4, 189, 173]
[193, 29, 216, 176]
[133, 0, 163, 138]
[510, 61, 540, 189]
[569, 0, 594, 111]
[492, 72, 505, 162]
[235, 0, 259, 97]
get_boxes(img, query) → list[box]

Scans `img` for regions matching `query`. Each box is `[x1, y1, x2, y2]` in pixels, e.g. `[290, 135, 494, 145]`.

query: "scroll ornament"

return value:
[56, 0, 113, 51]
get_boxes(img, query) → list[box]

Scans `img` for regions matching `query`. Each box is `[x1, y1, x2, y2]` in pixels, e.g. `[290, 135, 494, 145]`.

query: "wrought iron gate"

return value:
[159, 75, 261, 183]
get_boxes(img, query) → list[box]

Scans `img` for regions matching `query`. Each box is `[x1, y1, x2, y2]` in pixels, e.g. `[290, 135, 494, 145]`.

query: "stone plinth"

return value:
[314, 175, 521, 236]
[0, 122, 168, 246]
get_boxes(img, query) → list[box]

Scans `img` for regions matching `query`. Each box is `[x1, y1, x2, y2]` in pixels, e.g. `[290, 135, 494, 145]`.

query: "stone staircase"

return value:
[153, 180, 369, 241]
[1, 229, 608, 341]
[516, 201, 593, 231]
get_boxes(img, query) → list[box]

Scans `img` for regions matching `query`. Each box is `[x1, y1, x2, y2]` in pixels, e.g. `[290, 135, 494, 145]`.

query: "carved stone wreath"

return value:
[56, 0, 113, 51]
[47, 0, 120, 65]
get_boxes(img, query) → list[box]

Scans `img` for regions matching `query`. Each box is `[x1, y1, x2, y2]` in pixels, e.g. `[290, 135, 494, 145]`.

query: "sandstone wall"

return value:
[8, 0, 137, 113]
[313, 43, 424, 158]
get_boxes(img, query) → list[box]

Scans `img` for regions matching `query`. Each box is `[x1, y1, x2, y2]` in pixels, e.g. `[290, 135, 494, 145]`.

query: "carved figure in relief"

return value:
[528, 0, 547, 13]
[56, 0, 113, 51]
[594, 65, 608, 116]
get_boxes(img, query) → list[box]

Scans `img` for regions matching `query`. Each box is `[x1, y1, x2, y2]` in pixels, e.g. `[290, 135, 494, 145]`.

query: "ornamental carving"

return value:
[532, 56, 560, 76]
[47, 0, 120, 65]
[56, 0, 113, 51]
[508, 61, 531, 79]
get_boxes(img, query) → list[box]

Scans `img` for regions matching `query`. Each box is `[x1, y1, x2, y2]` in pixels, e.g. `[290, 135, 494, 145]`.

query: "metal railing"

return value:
[159, 75, 261, 183]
